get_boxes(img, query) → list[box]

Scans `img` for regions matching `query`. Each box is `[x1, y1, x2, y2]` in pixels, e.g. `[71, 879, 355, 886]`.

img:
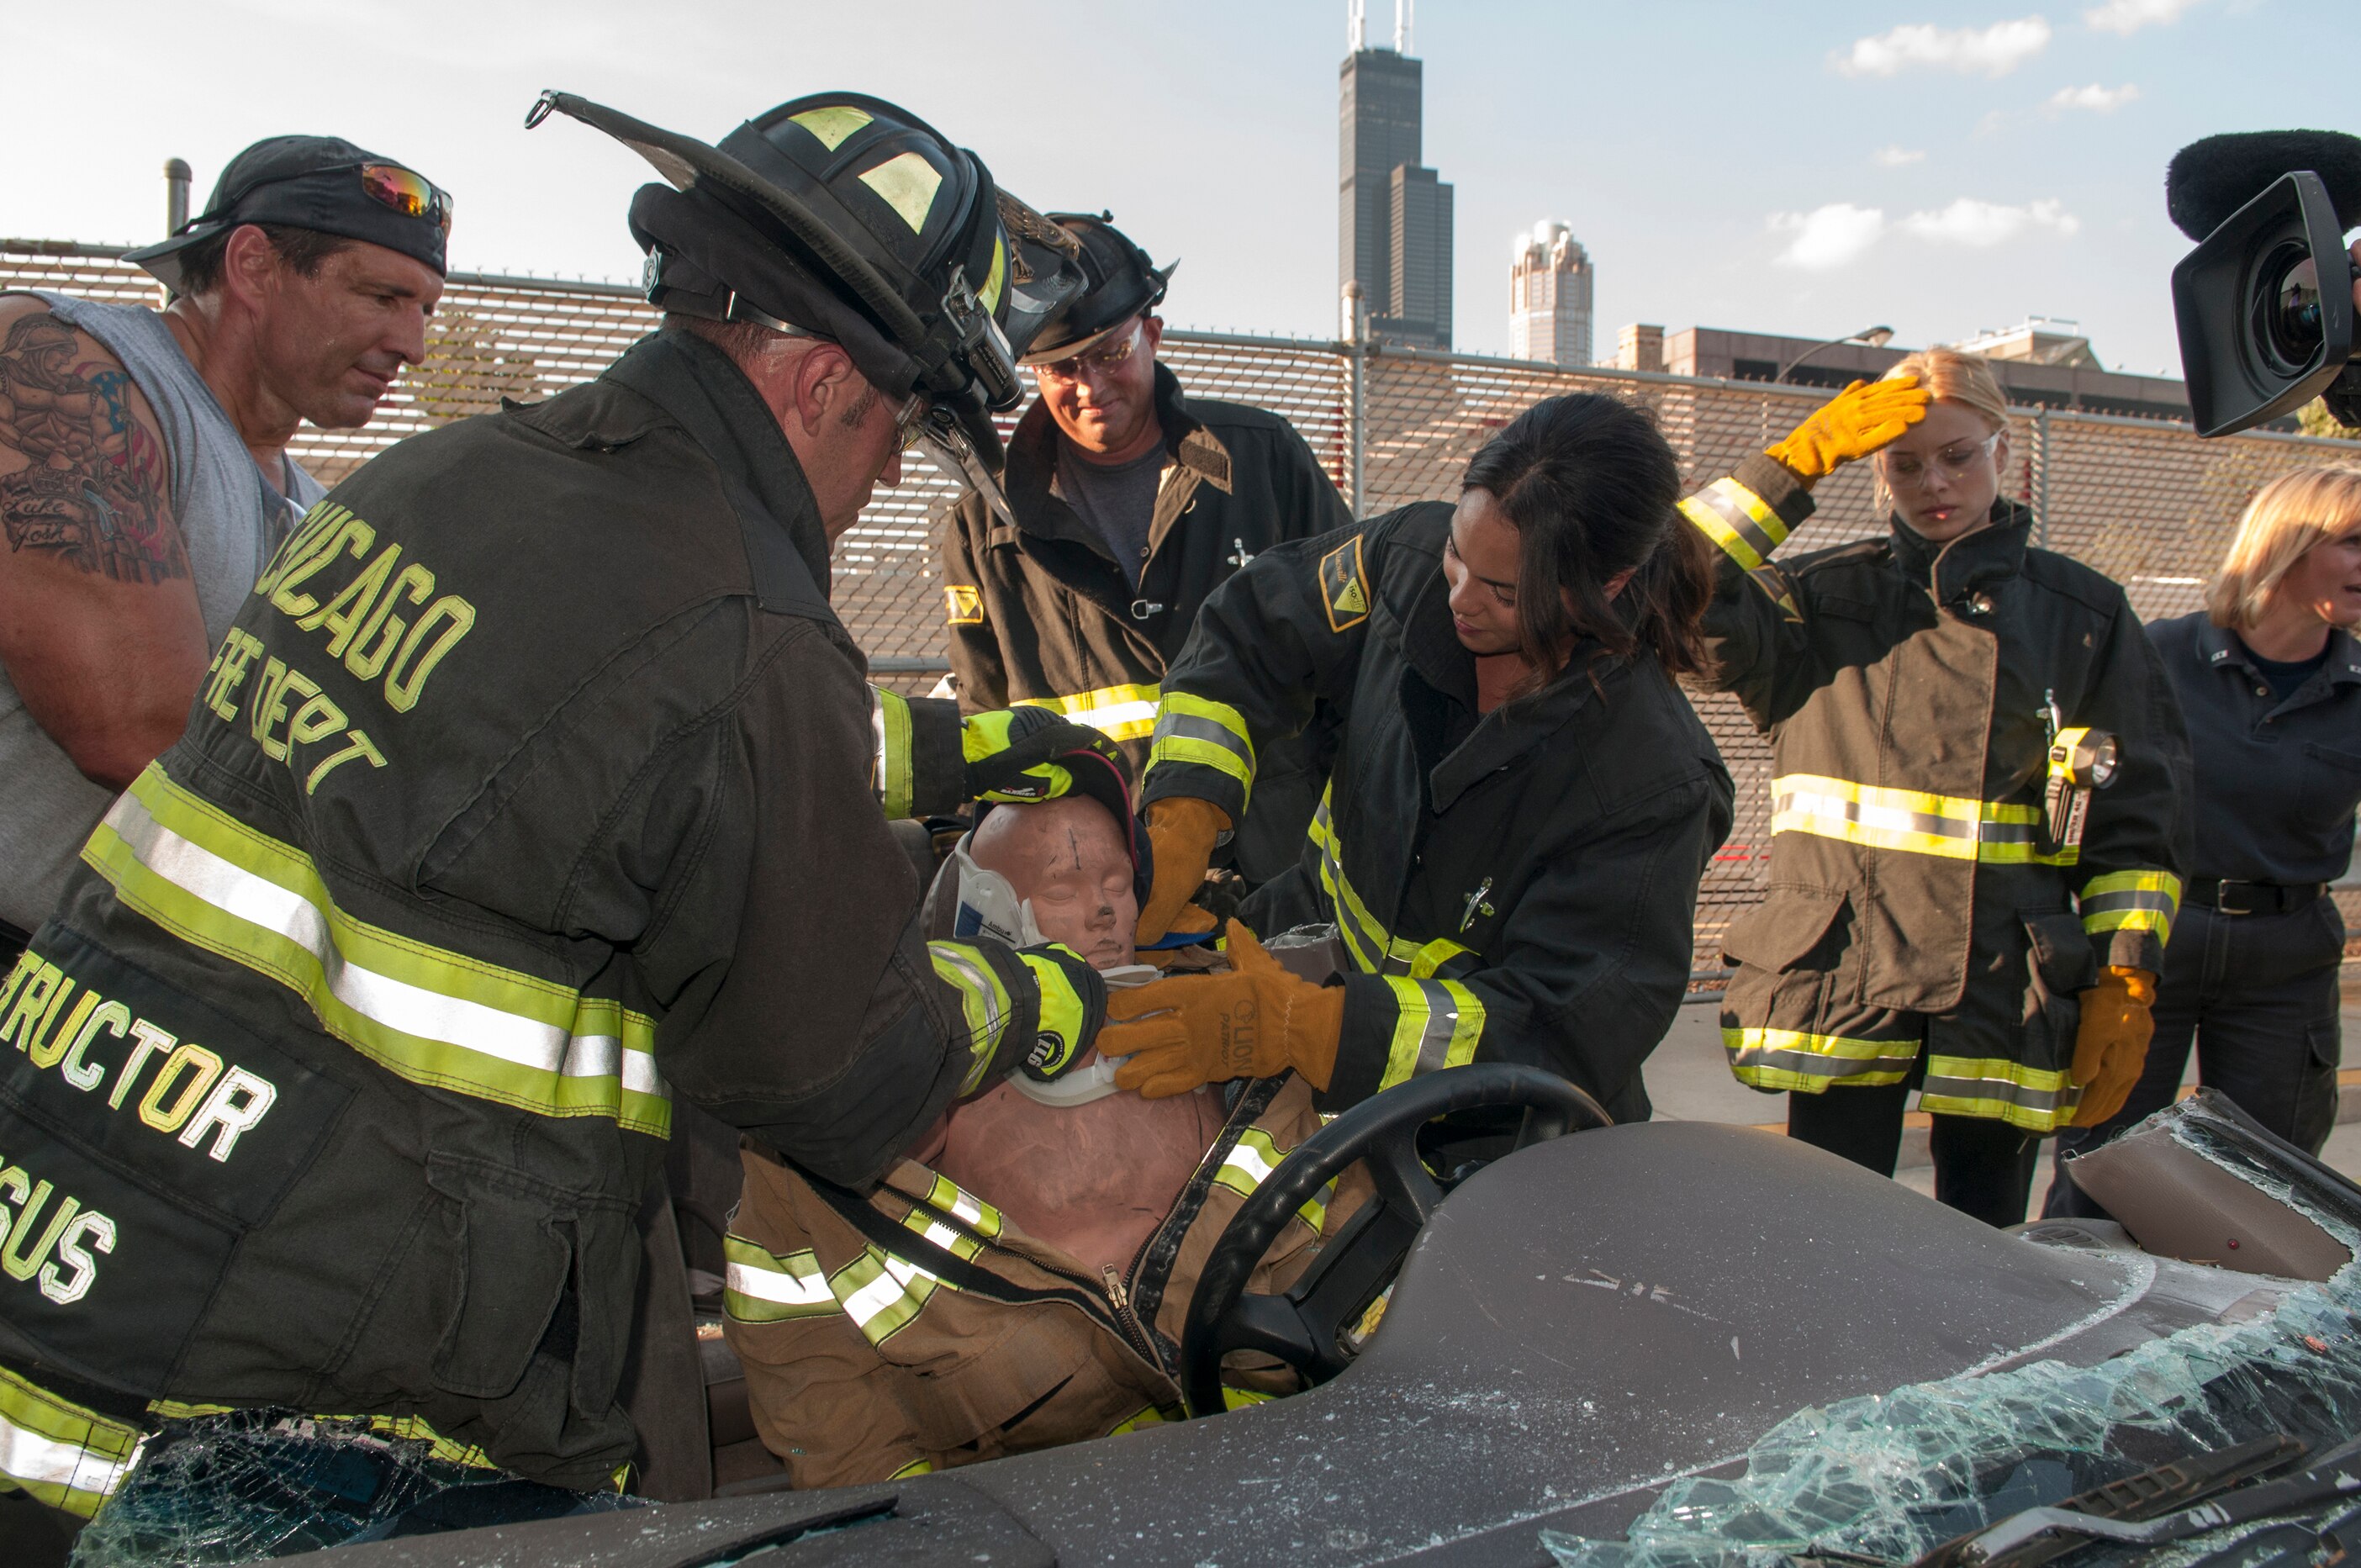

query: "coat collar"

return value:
[600, 328, 834, 621]
[2197, 618, 2361, 689]
[1888, 499, 2031, 611]
[998, 362, 1233, 546]
[1400, 566, 1607, 812]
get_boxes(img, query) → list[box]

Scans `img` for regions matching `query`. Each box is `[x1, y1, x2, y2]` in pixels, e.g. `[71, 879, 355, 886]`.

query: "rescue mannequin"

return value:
[723, 752, 1366, 1488]
[913, 794, 1226, 1278]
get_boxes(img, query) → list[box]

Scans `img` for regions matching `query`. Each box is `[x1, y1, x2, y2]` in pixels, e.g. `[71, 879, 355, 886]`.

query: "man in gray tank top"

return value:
[0, 135, 449, 957]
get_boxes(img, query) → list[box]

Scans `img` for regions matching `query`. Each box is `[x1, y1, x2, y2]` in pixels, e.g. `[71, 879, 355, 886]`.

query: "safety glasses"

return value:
[1033, 317, 1144, 384]
[358, 163, 454, 234]
[1877, 430, 2003, 490]
[892, 393, 937, 453]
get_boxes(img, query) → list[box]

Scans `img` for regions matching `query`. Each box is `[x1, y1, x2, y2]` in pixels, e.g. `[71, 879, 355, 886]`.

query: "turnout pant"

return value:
[1788, 1068, 2041, 1229]
[2047, 899, 2345, 1218]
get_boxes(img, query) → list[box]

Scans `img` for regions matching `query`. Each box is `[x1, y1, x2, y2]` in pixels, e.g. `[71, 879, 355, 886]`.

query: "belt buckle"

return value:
[2217, 880, 2262, 916]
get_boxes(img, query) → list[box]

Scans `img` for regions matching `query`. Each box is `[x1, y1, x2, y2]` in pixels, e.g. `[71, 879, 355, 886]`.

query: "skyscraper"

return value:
[1339, 1, 1453, 349]
[1509, 221, 1594, 367]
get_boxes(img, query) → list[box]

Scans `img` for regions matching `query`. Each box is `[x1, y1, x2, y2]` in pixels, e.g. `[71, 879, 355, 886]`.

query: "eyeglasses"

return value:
[1033, 318, 1144, 384]
[1877, 431, 2002, 489]
[358, 163, 453, 235]
[891, 392, 935, 452]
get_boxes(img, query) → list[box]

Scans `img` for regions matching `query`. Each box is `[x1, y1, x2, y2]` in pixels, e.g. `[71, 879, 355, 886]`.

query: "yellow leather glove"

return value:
[1134, 796, 1230, 943]
[1106, 921, 1345, 1097]
[2069, 966, 2158, 1128]
[1765, 376, 1930, 484]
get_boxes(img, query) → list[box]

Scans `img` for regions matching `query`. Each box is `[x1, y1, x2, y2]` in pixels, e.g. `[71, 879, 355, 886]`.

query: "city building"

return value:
[1339, 0, 1453, 349]
[1508, 221, 1593, 367]
[1632, 320, 2193, 422]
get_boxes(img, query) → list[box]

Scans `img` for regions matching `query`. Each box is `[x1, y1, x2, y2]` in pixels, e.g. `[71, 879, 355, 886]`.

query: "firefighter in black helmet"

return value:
[937, 214, 1350, 889]
[0, 89, 1170, 1545]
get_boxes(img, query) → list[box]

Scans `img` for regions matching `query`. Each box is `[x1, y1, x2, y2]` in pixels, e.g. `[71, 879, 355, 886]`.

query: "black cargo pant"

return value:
[2045, 898, 2345, 1218]
[1788, 1059, 2041, 1229]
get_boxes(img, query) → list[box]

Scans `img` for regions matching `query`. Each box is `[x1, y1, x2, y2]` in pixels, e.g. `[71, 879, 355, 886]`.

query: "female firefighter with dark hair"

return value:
[1685, 349, 2189, 1227]
[1104, 393, 1735, 1120]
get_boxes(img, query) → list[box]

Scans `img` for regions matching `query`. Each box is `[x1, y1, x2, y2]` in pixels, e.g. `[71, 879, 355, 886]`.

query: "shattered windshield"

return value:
[1545, 1099, 2361, 1568]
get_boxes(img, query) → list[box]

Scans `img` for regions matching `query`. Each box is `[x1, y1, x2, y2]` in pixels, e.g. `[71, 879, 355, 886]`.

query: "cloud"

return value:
[1899, 197, 2081, 245]
[1769, 197, 2082, 267]
[2084, 0, 2202, 33]
[2048, 82, 2141, 111]
[1874, 145, 1928, 167]
[1770, 204, 1888, 270]
[1834, 17, 2052, 77]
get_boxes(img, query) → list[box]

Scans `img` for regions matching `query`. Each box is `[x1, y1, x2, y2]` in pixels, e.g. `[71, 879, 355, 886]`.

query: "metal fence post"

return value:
[2033, 406, 2052, 547]
[1342, 282, 1367, 516]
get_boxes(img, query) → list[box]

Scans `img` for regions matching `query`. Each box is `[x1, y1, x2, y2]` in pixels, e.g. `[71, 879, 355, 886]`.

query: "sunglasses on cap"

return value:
[356, 163, 454, 234]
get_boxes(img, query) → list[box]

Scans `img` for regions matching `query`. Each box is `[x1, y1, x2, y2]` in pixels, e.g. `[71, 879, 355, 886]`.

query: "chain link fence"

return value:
[11, 240, 2360, 962]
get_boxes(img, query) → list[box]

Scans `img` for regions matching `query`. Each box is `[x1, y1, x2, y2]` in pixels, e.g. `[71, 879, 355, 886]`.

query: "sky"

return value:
[3, 0, 2352, 379]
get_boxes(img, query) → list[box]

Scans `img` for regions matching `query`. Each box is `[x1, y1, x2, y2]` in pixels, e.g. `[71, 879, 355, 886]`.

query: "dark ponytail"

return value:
[1459, 393, 1712, 684]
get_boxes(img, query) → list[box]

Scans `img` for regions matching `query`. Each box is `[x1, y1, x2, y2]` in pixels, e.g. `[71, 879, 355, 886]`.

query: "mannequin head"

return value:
[968, 795, 1138, 969]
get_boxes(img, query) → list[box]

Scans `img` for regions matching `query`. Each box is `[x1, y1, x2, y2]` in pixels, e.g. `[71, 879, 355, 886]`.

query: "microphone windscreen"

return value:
[2167, 129, 2361, 240]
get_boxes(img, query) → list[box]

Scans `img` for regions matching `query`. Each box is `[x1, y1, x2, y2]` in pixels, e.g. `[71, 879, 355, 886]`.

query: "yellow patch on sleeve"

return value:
[1318, 536, 1371, 633]
[943, 584, 985, 626]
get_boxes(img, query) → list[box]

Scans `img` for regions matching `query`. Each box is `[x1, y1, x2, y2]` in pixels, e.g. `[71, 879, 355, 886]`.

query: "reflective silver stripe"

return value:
[1683, 478, 1787, 567]
[1149, 710, 1249, 758]
[0, 1409, 135, 1500]
[105, 789, 666, 1101]
[725, 1260, 831, 1308]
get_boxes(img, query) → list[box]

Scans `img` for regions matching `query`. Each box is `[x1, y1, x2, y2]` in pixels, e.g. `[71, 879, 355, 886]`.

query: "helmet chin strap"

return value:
[915, 422, 1016, 529]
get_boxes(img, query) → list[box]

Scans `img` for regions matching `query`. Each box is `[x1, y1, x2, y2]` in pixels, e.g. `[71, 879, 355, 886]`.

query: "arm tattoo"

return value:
[0, 314, 184, 582]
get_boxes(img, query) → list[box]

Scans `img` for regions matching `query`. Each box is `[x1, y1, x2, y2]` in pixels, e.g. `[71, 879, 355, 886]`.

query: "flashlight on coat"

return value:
[2041, 726, 2119, 857]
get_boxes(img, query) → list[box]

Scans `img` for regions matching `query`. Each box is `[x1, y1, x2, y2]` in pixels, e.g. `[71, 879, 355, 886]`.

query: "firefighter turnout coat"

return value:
[1684, 455, 2189, 1130]
[1138, 505, 1735, 1121]
[0, 329, 1066, 1510]
[725, 1069, 1359, 1488]
[938, 365, 1351, 879]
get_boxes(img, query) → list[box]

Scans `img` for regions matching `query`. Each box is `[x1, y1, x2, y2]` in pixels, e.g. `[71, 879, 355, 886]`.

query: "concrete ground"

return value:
[1641, 992, 2361, 1225]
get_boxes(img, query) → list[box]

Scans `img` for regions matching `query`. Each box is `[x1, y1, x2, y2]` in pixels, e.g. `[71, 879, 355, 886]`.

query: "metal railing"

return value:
[12, 240, 2358, 964]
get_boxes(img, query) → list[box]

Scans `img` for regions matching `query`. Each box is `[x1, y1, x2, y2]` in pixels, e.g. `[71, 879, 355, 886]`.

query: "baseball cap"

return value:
[124, 135, 451, 293]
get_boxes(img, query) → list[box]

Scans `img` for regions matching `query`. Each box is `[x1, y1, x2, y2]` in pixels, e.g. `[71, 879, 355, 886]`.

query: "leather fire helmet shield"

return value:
[1019, 212, 1176, 367]
[526, 89, 1084, 486]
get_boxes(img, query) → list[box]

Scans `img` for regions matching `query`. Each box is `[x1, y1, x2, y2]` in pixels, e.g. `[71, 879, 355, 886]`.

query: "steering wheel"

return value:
[1177, 1063, 1610, 1418]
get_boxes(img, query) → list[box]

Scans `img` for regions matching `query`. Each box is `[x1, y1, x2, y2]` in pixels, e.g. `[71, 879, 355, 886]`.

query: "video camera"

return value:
[2169, 129, 2361, 438]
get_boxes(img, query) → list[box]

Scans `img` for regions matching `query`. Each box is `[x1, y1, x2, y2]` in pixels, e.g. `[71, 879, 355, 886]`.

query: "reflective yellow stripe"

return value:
[1723, 1027, 1919, 1092]
[871, 685, 916, 820]
[927, 942, 1013, 1095]
[891, 1457, 936, 1479]
[1309, 785, 1476, 979]
[721, 1235, 833, 1324]
[1678, 478, 1788, 573]
[2079, 868, 2181, 945]
[1106, 1404, 1174, 1437]
[1769, 773, 2070, 865]
[1378, 976, 1485, 1092]
[1222, 1387, 1279, 1410]
[83, 766, 669, 1136]
[1920, 1054, 2075, 1132]
[1144, 692, 1256, 805]
[1015, 683, 1161, 743]
[921, 1172, 1004, 1238]
[1216, 1127, 1335, 1232]
[0, 1366, 143, 1518]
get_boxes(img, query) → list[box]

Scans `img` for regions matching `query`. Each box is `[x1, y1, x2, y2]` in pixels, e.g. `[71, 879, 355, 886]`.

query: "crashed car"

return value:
[67, 1069, 2361, 1568]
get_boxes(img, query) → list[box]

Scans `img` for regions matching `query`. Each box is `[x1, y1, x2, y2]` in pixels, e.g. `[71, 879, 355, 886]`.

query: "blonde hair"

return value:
[1871, 347, 2010, 514]
[2206, 465, 2361, 630]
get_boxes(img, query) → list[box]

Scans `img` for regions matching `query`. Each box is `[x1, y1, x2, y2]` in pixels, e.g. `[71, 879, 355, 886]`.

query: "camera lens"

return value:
[2252, 242, 2326, 372]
